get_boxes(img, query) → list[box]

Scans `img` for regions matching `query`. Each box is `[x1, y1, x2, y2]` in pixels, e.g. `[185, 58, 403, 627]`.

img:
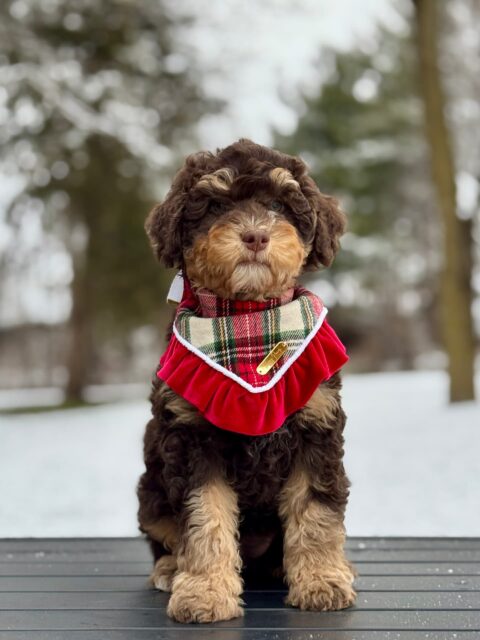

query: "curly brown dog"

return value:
[137, 139, 356, 623]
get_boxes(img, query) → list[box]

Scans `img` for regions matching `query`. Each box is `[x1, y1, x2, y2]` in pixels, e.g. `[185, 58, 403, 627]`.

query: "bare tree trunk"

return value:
[65, 251, 91, 404]
[413, 0, 475, 402]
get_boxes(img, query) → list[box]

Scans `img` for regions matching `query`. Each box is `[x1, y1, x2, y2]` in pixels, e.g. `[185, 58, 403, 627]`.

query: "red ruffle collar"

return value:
[157, 279, 348, 436]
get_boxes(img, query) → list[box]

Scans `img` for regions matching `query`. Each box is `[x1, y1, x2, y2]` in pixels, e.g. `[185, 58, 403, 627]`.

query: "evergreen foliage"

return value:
[276, 31, 441, 370]
[0, 0, 219, 397]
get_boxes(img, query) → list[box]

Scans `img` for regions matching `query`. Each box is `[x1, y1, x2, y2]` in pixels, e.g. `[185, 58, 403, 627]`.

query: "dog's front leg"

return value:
[279, 385, 356, 611]
[167, 477, 243, 623]
[279, 466, 356, 611]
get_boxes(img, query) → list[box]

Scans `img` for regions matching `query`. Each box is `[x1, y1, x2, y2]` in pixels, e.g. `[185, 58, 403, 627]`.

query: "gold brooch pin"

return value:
[256, 341, 288, 375]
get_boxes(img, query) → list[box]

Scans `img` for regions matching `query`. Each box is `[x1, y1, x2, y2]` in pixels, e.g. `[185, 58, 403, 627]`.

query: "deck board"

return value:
[4, 632, 480, 640]
[0, 537, 479, 638]
[2, 561, 480, 576]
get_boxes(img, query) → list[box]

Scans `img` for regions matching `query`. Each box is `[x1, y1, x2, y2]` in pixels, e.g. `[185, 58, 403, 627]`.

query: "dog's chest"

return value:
[221, 425, 301, 509]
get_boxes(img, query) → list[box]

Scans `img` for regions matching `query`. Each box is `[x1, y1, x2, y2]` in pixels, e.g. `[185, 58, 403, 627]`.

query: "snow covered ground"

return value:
[0, 370, 479, 538]
[343, 371, 480, 536]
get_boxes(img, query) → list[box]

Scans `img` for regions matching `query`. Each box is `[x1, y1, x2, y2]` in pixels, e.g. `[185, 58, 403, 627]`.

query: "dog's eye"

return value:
[270, 200, 283, 212]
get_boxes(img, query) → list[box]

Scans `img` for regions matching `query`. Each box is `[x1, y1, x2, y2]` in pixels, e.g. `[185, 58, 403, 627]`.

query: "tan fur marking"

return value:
[151, 386, 203, 425]
[143, 516, 179, 553]
[164, 392, 202, 425]
[196, 168, 235, 192]
[301, 386, 340, 429]
[167, 478, 243, 623]
[185, 213, 306, 300]
[269, 167, 299, 190]
[150, 554, 177, 592]
[279, 468, 356, 611]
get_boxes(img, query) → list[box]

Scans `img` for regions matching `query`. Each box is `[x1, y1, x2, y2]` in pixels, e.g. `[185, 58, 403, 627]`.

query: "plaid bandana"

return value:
[196, 287, 295, 318]
[173, 284, 326, 391]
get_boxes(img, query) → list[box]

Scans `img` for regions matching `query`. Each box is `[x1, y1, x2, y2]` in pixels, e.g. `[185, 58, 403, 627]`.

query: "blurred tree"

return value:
[413, 0, 475, 402]
[0, 1, 218, 401]
[276, 29, 441, 372]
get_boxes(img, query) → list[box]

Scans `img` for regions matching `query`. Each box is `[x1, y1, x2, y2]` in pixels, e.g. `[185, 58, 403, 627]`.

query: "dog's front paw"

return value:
[150, 555, 177, 592]
[167, 571, 244, 623]
[286, 573, 356, 611]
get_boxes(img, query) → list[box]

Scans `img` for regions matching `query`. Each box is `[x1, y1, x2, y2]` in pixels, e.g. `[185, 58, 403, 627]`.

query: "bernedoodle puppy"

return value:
[137, 139, 356, 623]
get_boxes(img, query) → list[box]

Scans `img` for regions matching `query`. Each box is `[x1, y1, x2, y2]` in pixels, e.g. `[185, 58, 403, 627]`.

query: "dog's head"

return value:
[146, 139, 345, 300]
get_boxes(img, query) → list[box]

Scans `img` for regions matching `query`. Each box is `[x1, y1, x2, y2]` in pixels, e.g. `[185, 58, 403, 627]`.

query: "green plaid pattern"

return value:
[174, 287, 325, 388]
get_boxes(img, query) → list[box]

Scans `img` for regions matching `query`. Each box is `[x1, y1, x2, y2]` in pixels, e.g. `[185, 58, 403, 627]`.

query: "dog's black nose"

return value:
[241, 231, 270, 252]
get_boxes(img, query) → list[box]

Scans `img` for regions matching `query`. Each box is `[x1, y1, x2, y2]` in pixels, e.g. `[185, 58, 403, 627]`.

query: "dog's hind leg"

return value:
[141, 516, 179, 592]
[167, 477, 244, 623]
[150, 554, 177, 592]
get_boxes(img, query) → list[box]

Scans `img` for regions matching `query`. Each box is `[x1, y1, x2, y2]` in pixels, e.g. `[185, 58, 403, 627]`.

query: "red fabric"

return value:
[157, 318, 348, 436]
[196, 286, 295, 317]
[175, 280, 325, 388]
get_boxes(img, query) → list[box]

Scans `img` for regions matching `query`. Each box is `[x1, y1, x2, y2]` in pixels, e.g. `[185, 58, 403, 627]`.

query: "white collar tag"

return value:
[167, 271, 184, 305]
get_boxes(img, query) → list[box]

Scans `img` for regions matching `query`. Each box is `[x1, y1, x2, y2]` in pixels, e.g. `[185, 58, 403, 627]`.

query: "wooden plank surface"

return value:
[2, 609, 480, 630]
[2, 561, 480, 576]
[0, 537, 479, 639]
[2, 574, 479, 591]
[0, 589, 479, 610]
[1, 537, 479, 553]
[4, 632, 480, 640]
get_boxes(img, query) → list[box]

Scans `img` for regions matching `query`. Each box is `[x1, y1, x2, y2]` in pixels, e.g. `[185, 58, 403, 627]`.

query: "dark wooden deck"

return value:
[1, 537, 479, 639]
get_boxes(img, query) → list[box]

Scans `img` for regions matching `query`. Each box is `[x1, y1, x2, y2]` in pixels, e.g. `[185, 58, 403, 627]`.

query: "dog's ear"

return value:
[300, 175, 346, 269]
[145, 187, 184, 269]
[145, 151, 215, 267]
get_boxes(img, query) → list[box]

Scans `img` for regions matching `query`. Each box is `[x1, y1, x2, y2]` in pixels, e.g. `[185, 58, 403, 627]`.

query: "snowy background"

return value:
[1, 0, 479, 541]
[1, 369, 479, 538]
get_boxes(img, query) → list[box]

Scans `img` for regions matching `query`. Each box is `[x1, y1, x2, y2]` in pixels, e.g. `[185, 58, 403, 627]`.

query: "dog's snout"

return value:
[241, 230, 270, 252]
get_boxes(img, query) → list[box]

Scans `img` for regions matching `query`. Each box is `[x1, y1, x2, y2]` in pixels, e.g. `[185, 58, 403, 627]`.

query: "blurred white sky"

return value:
[179, 0, 407, 147]
[0, 0, 407, 327]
